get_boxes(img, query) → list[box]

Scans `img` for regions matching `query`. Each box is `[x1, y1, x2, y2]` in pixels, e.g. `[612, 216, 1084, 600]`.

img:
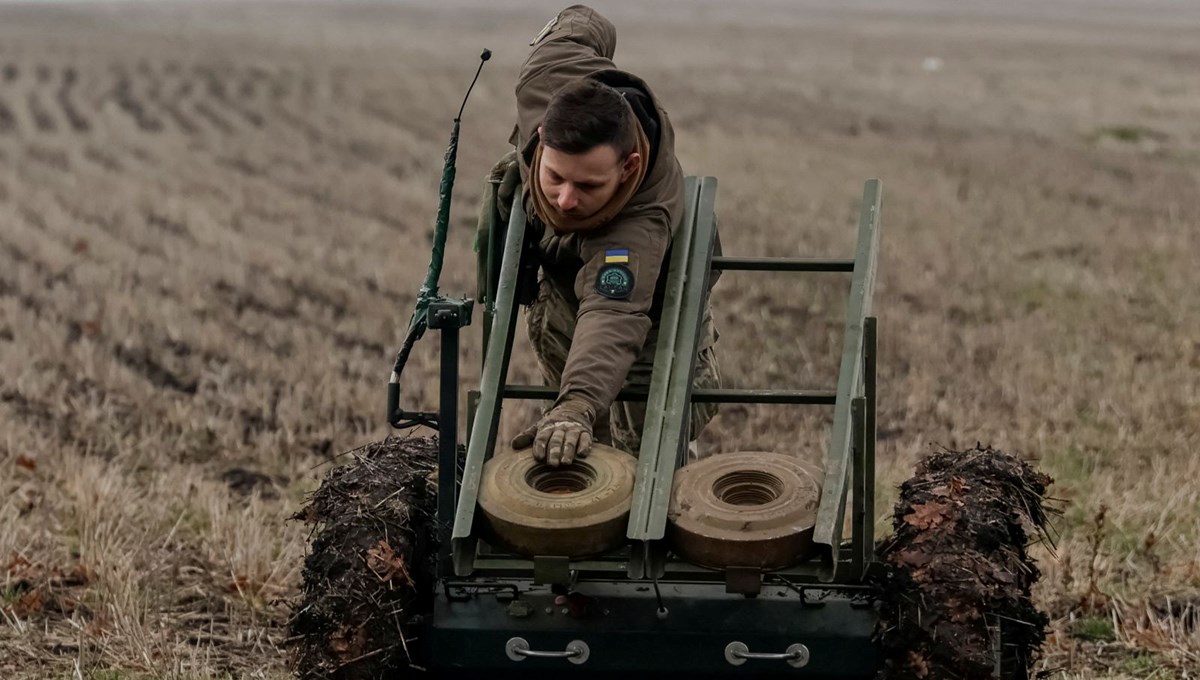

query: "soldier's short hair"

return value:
[542, 79, 637, 158]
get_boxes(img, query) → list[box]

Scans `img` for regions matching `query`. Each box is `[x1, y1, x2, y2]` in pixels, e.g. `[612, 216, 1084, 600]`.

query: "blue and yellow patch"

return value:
[604, 249, 630, 264]
[595, 253, 634, 299]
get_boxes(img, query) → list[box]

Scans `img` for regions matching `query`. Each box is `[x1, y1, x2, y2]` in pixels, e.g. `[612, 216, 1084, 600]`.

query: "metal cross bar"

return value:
[711, 257, 854, 272]
[502, 384, 837, 405]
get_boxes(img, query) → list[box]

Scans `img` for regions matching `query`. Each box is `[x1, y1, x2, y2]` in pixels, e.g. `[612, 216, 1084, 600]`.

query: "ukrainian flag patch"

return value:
[605, 249, 630, 264]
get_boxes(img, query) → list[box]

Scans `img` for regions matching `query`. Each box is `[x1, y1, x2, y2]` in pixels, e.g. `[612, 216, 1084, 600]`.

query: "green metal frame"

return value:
[452, 178, 882, 584]
[817, 179, 882, 580]
[452, 193, 529, 576]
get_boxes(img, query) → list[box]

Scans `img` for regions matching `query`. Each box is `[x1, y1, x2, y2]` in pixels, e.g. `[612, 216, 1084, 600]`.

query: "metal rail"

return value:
[623, 177, 702, 568]
[502, 385, 837, 404]
[711, 257, 854, 272]
[813, 179, 882, 581]
[452, 178, 882, 583]
[639, 177, 719, 546]
[452, 194, 528, 575]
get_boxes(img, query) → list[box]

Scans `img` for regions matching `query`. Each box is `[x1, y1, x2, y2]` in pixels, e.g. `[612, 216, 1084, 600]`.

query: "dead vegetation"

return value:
[874, 446, 1057, 679]
[0, 1, 1197, 678]
[287, 437, 438, 680]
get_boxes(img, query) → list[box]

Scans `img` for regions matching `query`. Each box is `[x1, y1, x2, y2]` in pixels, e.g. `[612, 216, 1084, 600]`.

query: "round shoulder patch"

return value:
[595, 264, 635, 300]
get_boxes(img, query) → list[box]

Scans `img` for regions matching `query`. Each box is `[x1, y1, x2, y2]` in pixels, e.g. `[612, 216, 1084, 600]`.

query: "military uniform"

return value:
[484, 4, 721, 457]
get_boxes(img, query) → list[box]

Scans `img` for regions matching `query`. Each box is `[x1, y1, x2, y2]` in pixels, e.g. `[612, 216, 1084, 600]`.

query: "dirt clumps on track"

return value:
[287, 436, 438, 680]
[874, 446, 1058, 680]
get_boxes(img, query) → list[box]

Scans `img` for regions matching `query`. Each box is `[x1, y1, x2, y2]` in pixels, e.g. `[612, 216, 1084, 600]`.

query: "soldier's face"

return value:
[539, 141, 641, 219]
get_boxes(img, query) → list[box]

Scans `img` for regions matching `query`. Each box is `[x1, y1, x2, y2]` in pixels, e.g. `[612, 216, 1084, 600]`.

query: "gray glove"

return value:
[511, 399, 595, 467]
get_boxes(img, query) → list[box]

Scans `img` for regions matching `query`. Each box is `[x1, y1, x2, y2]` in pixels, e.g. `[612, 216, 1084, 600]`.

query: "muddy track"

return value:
[82, 146, 124, 172]
[0, 329, 301, 464]
[143, 210, 195, 242]
[112, 343, 199, 394]
[0, 386, 84, 452]
[0, 269, 46, 314]
[56, 67, 91, 132]
[97, 75, 164, 133]
[0, 95, 17, 133]
[148, 72, 200, 135]
[141, 63, 195, 136]
[192, 100, 236, 135]
[23, 144, 71, 173]
[27, 91, 56, 132]
[6, 195, 290, 363]
[0, 245, 187, 407]
[0, 51, 452, 476]
[34, 141, 404, 307]
[51, 194, 164, 258]
[269, 103, 325, 144]
[208, 278, 386, 358]
[232, 166, 408, 232]
[23, 58, 427, 185]
[199, 67, 265, 129]
[0, 239, 346, 455]
[14, 170, 389, 375]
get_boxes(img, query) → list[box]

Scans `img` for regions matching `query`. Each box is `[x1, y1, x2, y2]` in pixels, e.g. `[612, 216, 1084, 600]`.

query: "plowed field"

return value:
[1, 1, 1198, 677]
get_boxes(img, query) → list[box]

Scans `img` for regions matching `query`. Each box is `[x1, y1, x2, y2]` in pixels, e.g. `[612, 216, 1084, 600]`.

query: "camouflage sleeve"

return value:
[512, 5, 618, 150]
[554, 209, 671, 417]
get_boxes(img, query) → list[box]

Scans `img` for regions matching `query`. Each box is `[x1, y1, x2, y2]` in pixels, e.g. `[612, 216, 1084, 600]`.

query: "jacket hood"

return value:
[559, 5, 616, 60]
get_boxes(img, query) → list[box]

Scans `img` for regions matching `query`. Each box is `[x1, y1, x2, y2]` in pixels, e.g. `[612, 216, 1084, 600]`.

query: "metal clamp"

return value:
[724, 641, 810, 668]
[505, 637, 590, 665]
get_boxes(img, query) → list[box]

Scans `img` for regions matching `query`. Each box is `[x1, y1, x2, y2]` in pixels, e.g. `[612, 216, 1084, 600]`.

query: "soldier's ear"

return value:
[620, 152, 641, 182]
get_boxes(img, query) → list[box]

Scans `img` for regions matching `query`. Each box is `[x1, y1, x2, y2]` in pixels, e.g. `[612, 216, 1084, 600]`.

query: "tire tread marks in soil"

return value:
[872, 445, 1058, 680]
[111, 77, 163, 133]
[0, 95, 16, 133]
[288, 436, 439, 679]
[57, 67, 91, 133]
[27, 91, 56, 132]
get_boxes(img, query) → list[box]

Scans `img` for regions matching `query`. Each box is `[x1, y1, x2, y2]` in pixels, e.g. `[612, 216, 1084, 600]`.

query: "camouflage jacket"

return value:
[511, 4, 687, 419]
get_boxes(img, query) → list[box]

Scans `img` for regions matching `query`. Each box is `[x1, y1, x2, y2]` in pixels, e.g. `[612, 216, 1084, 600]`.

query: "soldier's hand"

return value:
[510, 399, 595, 466]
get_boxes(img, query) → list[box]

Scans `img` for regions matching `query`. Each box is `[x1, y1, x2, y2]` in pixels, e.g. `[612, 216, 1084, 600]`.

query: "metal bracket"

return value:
[442, 581, 519, 603]
[426, 296, 473, 329]
[724, 567, 762, 596]
[532, 556, 572, 586]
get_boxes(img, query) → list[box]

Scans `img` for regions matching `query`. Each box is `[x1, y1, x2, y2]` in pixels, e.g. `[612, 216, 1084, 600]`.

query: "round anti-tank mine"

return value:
[667, 451, 822, 571]
[478, 444, 636, 558]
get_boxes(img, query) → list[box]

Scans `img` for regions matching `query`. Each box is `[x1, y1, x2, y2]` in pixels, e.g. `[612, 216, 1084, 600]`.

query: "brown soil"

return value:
[0, 1, 1196, 676]
[287, 437, 438, 679]
[873, 446, 1058, 679]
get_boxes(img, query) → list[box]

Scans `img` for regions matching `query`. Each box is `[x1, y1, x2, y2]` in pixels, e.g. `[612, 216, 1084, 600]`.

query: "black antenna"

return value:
[387, 48, 492, 429]
[457, 49, 491, 121]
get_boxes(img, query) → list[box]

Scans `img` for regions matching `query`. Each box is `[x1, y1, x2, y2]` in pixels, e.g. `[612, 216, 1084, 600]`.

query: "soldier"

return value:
[482, 4, 721, 468]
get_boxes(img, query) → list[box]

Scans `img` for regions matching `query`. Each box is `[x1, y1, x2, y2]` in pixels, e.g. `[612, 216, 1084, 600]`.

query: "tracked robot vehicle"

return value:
[380, 52, 892, 678]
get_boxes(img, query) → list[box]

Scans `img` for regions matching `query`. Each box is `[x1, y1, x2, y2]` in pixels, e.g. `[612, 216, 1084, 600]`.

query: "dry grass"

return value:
[0, 1, 1197, 677]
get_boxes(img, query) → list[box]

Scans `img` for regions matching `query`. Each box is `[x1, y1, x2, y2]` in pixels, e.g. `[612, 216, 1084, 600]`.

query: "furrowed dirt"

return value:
[874, 446, 1057, 679]
[287, 437, 438, 680]
[1, 1, 1198, 678]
